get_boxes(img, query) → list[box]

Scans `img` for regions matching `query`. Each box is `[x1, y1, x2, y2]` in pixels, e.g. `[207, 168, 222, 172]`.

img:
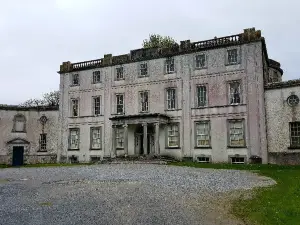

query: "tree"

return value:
[142, 34, 177, 49]
[20, 90, 59, 107]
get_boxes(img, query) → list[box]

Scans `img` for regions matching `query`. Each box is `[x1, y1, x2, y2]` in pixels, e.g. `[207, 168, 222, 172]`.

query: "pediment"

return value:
[6, 138, 30, 145]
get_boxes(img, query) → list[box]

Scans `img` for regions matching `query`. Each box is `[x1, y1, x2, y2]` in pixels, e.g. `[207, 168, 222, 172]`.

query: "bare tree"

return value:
[20, 91, 59, 107]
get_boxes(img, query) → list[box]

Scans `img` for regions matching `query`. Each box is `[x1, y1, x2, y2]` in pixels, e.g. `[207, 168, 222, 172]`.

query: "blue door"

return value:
[12, 146, 24, 166]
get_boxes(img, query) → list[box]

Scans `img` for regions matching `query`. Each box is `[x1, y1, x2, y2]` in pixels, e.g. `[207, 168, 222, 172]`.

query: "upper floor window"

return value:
[71, 74, 79, 86]
[227, 49, 238, 65]
[90, 127, 102, 149]
[116, 66, 124, 80]
[195, 54, 206, 68]
[167, 123, 179, 148]
[71, 99, 79, 117]
[195, 121, 210, 147]
[165, 57, 175, 74]
[229, 81, 241, 105]
[196, 85, 207, 107]
[166, 88, 176, 110]
[228, 120, 245, 147]
[290, 122, 300, 148]
[140, 63, 148, 77]
[69, 128, 80, 150]
[93, 96, 101, 116]
[39, 134, 47, 151]
[12, 114, 26, 132]
[116, 94, 124, 114]
[92, 71, 101, 83]
[139, 91, 149, 112]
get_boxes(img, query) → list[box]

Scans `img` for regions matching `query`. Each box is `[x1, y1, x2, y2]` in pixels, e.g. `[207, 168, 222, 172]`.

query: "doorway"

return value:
[12, 146, 24, 166]
[134, 124, 154, 155]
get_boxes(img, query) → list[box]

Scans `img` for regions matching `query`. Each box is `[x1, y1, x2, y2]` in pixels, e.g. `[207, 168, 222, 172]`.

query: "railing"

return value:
[192, 34, 241, 49]
[71, 59, 102, 70]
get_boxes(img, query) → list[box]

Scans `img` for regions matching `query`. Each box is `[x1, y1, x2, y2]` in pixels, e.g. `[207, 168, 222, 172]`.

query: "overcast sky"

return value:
[0, 0, 299, 104]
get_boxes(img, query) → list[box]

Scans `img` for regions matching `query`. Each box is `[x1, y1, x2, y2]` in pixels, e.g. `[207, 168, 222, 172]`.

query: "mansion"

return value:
[0, 27, 300, 165]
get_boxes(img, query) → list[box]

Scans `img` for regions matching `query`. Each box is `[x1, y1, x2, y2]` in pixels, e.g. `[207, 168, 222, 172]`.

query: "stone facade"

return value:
[0, 106, 58, 165]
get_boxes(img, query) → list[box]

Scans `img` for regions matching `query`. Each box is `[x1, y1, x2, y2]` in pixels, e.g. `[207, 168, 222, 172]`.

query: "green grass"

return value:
[0, 163, 94, 168]
[168, 162, 300, 225]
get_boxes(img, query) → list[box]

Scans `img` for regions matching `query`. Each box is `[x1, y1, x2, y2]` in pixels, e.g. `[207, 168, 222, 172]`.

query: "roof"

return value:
[0, 105, 59, 111]
[265, 79, 300, 90]
[59, 27, 265, 74]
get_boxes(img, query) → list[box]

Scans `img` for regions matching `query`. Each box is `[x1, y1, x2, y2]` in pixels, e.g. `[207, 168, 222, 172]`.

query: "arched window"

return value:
[12, 114, 26, 132]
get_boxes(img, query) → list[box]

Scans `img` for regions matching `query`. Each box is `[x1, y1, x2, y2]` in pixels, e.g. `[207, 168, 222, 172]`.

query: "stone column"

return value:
[154, 122, 160, 156]
[123, 124, 128, 156]
[111, 125, 116, 158]
[142, 123, 148, 155]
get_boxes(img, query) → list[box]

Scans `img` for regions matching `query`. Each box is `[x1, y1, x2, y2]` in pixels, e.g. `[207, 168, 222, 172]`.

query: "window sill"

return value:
[288, 146, 300, 150]
[111, 113, 125, 116]
[165, 109, 181, 111]
[194, 106, 208, 108]
[70, 84, 80, 87]
[139, 111, 150, 114]
[138, 75, 149, 78]
[165, 147, 181, 150]
[90, 148, 102, 151]
[116, 148, 125, 150]
[68, 149, 80, 151]
[165, 72, 175, 75]
[194, 146, 212, 149]
[195, 67, 207, 70]
[227, 146, 247, 149]
[115, 79, 125, 81]
[93, 115, 104, 117]
[229, 103, 242, 106]
[225, 62, 239, 66]
[92, 82, 103, 84]
[69, 116, 79, 118]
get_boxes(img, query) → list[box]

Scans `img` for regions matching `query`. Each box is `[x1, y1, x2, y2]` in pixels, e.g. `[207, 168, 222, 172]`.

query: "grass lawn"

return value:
[169, 162, 300, 225]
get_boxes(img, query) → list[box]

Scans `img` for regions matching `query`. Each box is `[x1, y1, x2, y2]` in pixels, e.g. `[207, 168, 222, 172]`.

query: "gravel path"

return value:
[0, 164, 275, 225]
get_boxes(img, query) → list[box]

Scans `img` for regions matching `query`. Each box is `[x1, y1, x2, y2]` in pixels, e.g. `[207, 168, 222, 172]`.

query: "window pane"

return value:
[290, 122, 300, 147]
[229, 120, 244, 146]
[229, 82, 241, 104]
[168, 124, 179, 147]
[196, 54, 206, 68]
[197, 86, 207, 107]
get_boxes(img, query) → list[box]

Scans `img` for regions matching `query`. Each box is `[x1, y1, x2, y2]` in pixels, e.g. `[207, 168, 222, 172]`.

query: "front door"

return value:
[12, 146, 24, 166]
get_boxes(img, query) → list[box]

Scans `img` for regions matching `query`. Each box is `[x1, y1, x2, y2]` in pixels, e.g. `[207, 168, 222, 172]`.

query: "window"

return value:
[229, 82, 241, 105]
[12, 114, 26, 132]
[227, 49, 238, 64]
[93, 96, 101, 116]
[231, 157, 245, 164]
[228, 120, 245, 147]
[139, 91, 149, 112]
[116, 66, 124, 80]
[69, 128, 80, 150]
[71, 99, 79, 117]
[90, 156, 101, 163]
[197, 156, 210, 163]
[140, 63, 148, 77]
[167, 124, 179, 148]
[116, 94, 124, 114]
[39, 134, 47, 151]
[197, 85, 207, 107]
[90, 127, 101, 149]
[165, 57, 175, 73]
[92, 71, 101, 83]
[166, 88, 176, 110]
[290, 122, 300, 148]
[287, 95, 300, 107]
[71, 74, 79, 85]
[195, 121, 210, 147]
[195, 54, 206, 68]
[116, 127, 124, 149]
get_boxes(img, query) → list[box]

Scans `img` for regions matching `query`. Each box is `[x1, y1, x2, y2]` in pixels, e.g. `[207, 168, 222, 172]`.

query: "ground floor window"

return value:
[167, 123, 179, 148]
[230, 157, 245, 164]
[69, 128, 80, 150]
[290, 122, 300, 148]
[195, 121, 210, 147]
[39, 134, 47, 151]
[228, 120, 245, 147]
[116, 127, 124, 149]
[90, 127, 101, 149]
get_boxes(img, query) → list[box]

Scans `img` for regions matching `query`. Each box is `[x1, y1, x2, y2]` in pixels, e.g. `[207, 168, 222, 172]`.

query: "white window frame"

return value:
[71, 73, 79, 86]
[230, 157, 245, 164]
[140, 63, 148, 77]
[69, 128, 80, 150]
[196, 85, 207, 107]
[195, 54, 206, 68]
[167, 123, 179, 148]
[116, 127, 124, 149]
[116, 94, 124, 114]
[139, 91, 149, 112]
[290, 122, 300, 148]
[116, 66, 124, 80]
[227, 49, 238, 65]
[195, 121, 210, 147]
[92, 71, 101, 83]
[39, 133, 47, 151]
[90, 127, 102, 150]
[165, 57, 175, 74]
[166, 88, 176, 110]
[229, 81, 241, 105]
[93, 96, 101, 116]
[71, 98, 79, 117]
[228, 120, 245, 147]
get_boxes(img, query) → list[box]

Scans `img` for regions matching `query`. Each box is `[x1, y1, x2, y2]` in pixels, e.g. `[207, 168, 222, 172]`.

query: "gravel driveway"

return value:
[0, 164, 275, 225]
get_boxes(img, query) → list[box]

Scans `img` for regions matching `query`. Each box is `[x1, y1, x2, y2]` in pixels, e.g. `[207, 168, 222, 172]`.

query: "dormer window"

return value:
[12, 114, 26, 133]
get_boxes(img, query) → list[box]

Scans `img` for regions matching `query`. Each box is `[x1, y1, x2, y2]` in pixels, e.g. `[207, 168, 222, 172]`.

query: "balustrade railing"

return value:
[192, 34, 241, 49]
[71, 59, 102, 70]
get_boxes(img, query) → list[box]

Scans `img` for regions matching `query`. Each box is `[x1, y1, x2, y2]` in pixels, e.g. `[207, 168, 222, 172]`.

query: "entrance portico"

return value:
[109, 113, 170, 157]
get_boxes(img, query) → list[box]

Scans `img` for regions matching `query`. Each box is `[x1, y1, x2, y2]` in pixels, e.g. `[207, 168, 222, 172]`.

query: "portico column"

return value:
[142, 123, 148, 155]
[154, 122, 160, 156]
[123, 124, 128, 156]
[111, 125, 117, 158]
